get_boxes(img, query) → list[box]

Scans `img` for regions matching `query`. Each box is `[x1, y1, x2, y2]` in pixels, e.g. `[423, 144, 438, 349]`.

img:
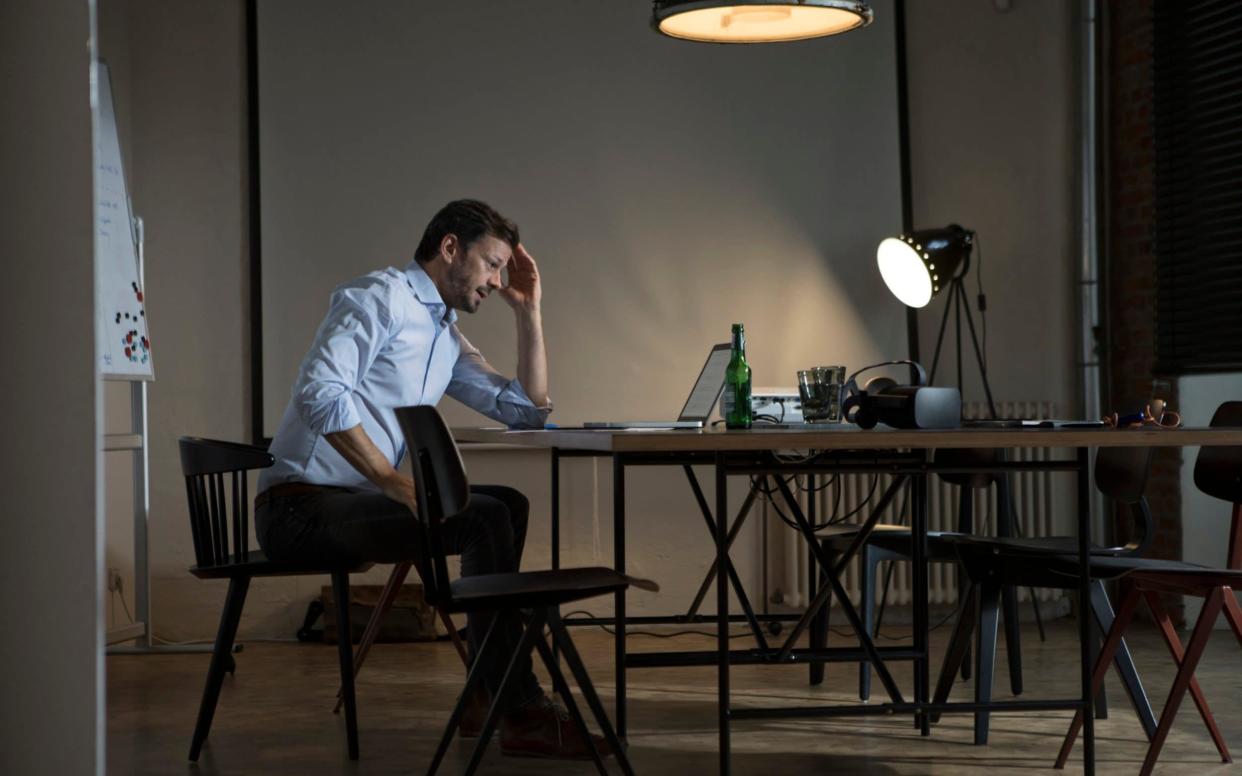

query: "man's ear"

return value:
[439, 233, 459, 264]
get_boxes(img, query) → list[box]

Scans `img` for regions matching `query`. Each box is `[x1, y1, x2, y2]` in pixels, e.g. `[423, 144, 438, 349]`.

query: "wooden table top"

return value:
[452, 424, 1242, 454]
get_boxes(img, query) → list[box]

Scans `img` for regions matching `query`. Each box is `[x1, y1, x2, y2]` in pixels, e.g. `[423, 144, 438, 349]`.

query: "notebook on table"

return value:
[962, 418, 1107, 429]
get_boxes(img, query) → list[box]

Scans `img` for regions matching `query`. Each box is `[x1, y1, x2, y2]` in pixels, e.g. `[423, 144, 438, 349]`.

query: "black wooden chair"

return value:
[813, 448, 1036, 700]
[1056, 401, 1242, 775]
[816, 446, 1157, 744]
[935, 444, 1175, 749]
[178, 437, 371, 761]
[395, 405, 657, 775]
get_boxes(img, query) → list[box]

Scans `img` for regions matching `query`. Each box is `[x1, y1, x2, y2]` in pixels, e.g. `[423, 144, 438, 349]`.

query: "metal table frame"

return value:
[545, 442, 1094, 775]
[453, 425, 1242, 775]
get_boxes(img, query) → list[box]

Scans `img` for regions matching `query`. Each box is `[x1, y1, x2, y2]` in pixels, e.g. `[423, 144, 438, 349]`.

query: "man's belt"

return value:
[254, 482, 350, 509]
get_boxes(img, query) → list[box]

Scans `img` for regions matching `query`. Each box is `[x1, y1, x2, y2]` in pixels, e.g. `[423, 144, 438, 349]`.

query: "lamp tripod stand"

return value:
[927, 257, 997, 419]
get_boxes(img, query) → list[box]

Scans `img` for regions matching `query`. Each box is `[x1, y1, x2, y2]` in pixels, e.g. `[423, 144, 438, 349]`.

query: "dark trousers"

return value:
[255, 483, 540, 706]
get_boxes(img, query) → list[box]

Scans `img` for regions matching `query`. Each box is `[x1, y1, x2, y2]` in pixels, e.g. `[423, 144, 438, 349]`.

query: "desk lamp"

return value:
[876, 224, 997, 417]
[652, 0, 873, 43]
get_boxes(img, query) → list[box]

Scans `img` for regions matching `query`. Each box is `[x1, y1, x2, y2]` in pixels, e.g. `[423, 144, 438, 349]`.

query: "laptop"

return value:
[584, 343, 731, 429]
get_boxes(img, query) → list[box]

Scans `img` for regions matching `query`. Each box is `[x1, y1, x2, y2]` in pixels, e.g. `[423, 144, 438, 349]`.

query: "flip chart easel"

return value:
[97, 63, 194, 654]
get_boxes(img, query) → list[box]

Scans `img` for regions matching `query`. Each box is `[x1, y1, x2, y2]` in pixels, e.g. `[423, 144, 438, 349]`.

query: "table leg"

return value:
[716, 452, 731, 775]
[914, 463, 930, 734]
[614, 454, 627, 739]
[552, 448, 560, 665]
[1078, 446, 1095, 774]
[551, 447, 560, 572]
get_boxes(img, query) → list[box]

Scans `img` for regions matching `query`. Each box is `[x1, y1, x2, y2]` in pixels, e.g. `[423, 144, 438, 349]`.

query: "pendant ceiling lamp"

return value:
[652, 0, 874, 44]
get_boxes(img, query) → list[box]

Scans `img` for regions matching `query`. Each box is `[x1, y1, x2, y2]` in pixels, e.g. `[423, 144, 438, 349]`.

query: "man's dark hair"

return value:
[414, 199, 520, 264]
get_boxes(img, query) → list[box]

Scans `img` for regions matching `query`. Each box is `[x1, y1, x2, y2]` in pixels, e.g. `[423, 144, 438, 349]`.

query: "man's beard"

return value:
[447, 261, 481, 313]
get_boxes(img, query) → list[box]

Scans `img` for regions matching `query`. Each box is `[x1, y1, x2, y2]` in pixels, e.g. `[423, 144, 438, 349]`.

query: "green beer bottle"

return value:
[724, 323, 752, 429]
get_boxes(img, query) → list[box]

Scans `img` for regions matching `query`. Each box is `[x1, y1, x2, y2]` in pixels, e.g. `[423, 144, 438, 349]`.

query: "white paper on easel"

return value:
[95, 62, 154, 380]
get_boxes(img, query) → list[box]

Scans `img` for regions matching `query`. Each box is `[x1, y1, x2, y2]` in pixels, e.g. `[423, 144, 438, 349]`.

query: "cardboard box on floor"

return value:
[320, 583, 439, 644]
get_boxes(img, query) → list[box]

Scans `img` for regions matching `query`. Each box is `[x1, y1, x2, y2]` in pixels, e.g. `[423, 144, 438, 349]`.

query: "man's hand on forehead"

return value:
[498, 243, 541, 312]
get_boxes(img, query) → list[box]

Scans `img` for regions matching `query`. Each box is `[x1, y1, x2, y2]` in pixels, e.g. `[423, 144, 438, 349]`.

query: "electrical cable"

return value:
[118, 591, 135, 624]
[747, 452, 879, 531]
[975, 232, 987, 371]
[797, 473, 838, 493]
[751, 475, 873, 532]
[824, 582, 969, 640]
[560, 610, 757, 640]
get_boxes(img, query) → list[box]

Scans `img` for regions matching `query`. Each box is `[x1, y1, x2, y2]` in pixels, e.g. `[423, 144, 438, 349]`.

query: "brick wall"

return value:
[1105, 0, 1183, 623]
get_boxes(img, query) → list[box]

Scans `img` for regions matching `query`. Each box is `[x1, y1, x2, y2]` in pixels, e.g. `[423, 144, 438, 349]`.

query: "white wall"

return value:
[102, 0, 1083, 641]
[1179, 373, 1242, 625]
[0, 1, 102, 773]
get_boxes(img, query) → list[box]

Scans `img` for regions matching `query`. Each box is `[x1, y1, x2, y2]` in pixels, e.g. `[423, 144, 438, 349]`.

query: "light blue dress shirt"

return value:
[260, 261, 551, 493]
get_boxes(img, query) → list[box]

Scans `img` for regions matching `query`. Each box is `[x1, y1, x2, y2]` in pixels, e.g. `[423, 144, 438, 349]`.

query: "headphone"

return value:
[840, 360, 929, 428]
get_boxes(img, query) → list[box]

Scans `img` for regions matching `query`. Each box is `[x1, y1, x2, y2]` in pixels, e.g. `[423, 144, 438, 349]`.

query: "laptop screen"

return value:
[678, 344, 732, 422]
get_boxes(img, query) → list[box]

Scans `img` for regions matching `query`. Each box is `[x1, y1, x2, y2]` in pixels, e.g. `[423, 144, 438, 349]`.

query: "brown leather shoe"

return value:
[499, 695, 614, 760]
[458, 684, 491, 739]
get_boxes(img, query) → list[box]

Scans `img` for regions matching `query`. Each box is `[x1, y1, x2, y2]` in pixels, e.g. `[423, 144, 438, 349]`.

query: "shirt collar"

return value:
[404, 260, 457, 326]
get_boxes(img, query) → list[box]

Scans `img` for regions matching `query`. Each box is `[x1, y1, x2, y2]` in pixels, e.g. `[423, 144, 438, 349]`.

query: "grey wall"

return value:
[98, 0, 253, 637]
[0, 1, 102, 773]
[258, 0, 905, 434]
[906, 0, 1079, 415]
[101, 0, 1084, 642]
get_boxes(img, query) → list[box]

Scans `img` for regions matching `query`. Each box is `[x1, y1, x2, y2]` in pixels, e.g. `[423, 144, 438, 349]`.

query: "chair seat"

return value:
[954, 535, 1134, 557]
[818, 523, 966, 559]
[447, 567, 658, 612]
[954, 540, 1242, 586]
[1051, 554, 1242, 579]
[189, 550, 373, 579]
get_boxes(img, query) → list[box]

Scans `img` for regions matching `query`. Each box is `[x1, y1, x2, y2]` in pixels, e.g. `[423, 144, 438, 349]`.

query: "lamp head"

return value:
[652, 0, 873, 43]
[876, 224, 973, 308]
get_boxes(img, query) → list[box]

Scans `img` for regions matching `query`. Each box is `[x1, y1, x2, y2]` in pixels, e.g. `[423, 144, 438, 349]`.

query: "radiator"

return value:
[768, 400, 1067, 609]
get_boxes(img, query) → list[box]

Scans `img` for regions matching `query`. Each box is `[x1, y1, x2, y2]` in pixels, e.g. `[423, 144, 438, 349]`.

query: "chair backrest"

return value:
[394, 405, 471, 607]
[934, 447, 1006, 489]
[178, 437, 274, 568]
[1095, 444, 1156, 556]
[1194, 401, 1242, 505]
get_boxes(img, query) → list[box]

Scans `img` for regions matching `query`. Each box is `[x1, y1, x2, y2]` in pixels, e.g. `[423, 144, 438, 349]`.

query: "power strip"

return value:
[752, 390, 803, 423]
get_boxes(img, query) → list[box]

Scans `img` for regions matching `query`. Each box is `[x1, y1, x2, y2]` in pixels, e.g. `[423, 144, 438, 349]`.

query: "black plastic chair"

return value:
[940, 444, 1165, 746]
[178, 437, 372, 761]
[395, 405, 658, 775]
[1056, 401, 1242, 775]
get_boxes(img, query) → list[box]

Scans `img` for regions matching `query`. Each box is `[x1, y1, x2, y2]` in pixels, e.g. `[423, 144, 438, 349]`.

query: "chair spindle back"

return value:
[178, 438, 274, 569]
[934, 447, 1007, 490]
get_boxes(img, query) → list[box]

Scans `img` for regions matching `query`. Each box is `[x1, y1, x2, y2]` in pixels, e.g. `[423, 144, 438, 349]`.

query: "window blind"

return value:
[1153, 0, 1242, 373]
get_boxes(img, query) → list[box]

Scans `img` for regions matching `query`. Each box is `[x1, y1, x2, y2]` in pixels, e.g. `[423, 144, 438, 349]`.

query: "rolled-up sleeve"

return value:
[292, 282, 394, 435]
[446, 329, 552, 429]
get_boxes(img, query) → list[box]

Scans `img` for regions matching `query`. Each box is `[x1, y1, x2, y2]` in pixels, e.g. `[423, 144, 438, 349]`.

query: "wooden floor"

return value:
[107, 620, 1242, 775]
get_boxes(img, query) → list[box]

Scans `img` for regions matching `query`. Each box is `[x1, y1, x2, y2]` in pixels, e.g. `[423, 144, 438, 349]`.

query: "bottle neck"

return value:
[731, 329, 745, 354]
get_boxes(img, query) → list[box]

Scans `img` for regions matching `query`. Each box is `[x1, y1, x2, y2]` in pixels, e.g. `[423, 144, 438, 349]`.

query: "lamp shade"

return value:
[652, 0, 873, 43]
[876, 225, 973, 308]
